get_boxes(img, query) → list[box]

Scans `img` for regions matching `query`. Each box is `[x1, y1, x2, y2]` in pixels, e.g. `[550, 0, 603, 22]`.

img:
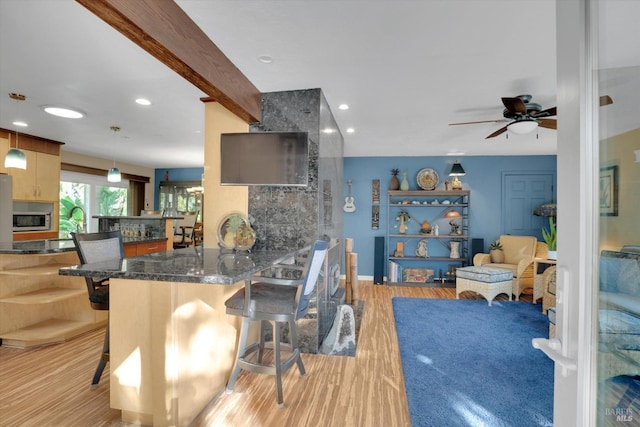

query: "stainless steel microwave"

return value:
[13, 211, 52, 231]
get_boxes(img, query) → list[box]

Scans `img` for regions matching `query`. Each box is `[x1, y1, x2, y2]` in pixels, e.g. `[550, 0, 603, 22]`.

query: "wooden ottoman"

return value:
[456, 266, 513, 306]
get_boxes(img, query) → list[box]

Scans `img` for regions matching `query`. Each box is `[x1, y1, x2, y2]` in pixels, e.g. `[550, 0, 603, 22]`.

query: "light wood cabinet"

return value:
[0, 251, 106, 348]
[0, 128, 62, 202]
[12, 151, 60, 201]
[0, 134, 10, 174]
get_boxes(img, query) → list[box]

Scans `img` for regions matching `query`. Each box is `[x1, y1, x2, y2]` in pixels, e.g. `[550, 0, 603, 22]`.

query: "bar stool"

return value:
[71, 230, 124, 387]
[224, 240, 329, 407]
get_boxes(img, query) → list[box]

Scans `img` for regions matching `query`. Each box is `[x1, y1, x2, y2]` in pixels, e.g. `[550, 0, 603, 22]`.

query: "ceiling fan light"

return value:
[107, 167, 121, 183]
[507, 119, 538, 135]
[4, 148, 27, 169]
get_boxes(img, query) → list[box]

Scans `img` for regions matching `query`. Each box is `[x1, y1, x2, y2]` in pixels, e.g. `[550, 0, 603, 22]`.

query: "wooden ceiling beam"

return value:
[76, 0, 261, 123]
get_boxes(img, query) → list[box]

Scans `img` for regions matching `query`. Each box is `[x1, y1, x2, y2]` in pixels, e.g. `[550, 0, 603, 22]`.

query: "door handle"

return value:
[532, 266, 577, 376]
[532, 338, 577, 376]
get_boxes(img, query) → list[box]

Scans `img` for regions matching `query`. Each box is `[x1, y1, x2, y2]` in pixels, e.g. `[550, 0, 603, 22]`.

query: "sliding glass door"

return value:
[552, 1, 640, 425]
[593, 1, 640, 425]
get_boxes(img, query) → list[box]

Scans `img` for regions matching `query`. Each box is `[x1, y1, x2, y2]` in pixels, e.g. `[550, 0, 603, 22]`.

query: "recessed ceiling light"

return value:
[322, 128, 335, 134]
[135, 98, 151, 106]
[346, 128, 355, 133]
[43, 106, 84, 119]
[258, 55, 273, 64]
[338, 104, 349, 110]
[12, 121, 28, 127]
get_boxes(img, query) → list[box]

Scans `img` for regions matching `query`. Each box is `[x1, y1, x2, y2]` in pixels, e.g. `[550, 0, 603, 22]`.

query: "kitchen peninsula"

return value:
[59, 245, 310, 426]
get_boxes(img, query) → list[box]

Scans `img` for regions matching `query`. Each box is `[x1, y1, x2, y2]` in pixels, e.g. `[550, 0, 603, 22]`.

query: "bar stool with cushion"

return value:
[71, 230, 125, 388]
[225, 239, 329, 407]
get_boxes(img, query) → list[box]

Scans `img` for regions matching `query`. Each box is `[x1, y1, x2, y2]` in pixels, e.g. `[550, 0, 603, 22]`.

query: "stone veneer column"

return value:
[248, 89, 344, 352]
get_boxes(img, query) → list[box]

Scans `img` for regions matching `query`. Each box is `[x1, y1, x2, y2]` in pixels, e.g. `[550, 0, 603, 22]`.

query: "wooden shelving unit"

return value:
[386, 190, 470, 287]
[0, 251, 106, 348]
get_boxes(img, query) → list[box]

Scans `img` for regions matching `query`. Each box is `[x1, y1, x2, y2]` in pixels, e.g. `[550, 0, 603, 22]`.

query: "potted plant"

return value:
[542, 217, 557, 259]
[489, 240, 504, 263]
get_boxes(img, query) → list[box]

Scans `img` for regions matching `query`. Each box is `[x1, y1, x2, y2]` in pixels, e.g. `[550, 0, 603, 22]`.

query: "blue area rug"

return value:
[393, 298, 553, 427]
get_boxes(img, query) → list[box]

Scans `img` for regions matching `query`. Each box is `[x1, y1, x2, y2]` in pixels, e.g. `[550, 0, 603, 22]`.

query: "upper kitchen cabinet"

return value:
[0, 128, 63, 202]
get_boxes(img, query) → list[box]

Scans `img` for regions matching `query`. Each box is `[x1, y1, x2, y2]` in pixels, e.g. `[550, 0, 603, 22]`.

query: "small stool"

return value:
[456, 266, 513, 306]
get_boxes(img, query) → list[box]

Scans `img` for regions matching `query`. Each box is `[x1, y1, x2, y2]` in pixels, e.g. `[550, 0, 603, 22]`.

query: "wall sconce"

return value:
[449, 161, 466, 190]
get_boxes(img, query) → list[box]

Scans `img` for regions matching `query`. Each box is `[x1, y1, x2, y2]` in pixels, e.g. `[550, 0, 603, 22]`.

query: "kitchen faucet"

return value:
[67, 206, 86, 233]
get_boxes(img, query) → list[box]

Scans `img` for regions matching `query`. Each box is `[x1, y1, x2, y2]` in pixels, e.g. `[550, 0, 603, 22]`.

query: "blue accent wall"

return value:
[343, 155, 556, 277]
[153, 167, 204, 209]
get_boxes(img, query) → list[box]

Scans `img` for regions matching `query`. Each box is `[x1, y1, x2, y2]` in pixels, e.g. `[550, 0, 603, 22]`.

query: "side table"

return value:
[534, 257, 556, 310]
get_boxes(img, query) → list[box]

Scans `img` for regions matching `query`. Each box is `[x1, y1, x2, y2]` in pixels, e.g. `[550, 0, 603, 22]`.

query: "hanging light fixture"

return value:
[4, 93, 27, 169]
[507, 118, 539, 135]
[107, 126, 121, 183]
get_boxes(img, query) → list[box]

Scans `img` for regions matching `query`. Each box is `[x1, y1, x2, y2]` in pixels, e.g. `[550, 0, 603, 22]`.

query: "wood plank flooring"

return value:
[0, 283, 526, 427]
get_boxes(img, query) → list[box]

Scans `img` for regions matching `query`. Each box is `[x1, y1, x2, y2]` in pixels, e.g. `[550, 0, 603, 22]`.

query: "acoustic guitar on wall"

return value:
[344, 179, 356, 212]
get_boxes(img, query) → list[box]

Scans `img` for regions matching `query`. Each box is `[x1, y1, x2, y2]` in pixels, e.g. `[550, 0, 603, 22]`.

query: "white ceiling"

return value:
[0, 0, 638, 169]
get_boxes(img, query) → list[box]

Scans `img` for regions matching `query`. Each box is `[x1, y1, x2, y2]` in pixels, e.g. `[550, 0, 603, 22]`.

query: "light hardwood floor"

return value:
[0, 282, 525, 427]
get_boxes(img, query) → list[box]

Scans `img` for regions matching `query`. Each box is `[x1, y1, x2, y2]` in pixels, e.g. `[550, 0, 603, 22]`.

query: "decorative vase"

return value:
[548, 250, 558, 260]
[390, 169, 400, 190]
[449, 241, 460, 259]
[490, 249, 505, 263]
[400, 172, 409, 191]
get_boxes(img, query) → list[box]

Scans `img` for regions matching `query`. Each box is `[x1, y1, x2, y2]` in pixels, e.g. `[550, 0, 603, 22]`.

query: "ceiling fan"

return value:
[449, 94, 613, 139]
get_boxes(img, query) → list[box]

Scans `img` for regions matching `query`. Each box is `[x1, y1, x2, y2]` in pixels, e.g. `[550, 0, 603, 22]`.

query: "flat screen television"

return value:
[220, 132, 309, 186]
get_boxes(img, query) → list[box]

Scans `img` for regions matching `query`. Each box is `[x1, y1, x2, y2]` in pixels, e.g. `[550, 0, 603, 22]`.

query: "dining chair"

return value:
[71, 230, 125, 388]
[224, 239, 329, 407]
[173, 212, 198, 249]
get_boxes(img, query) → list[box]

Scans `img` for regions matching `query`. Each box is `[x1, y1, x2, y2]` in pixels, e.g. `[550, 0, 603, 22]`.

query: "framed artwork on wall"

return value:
[599, 165, 618, 216]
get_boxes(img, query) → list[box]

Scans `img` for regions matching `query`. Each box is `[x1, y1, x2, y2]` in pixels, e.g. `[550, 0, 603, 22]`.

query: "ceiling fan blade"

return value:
[449, 119, 505, 126]
[600, 95, 613, 106]
[502, 97, 527, 114]
[538, 118, 557, 130]
[485, 126, 508, 139]
[533, 106, 557, 118]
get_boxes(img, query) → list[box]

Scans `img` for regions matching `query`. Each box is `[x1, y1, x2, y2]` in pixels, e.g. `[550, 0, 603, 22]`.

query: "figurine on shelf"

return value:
[415, 239, 428, 258]
[449, 219, 461, 235]
[395, 210, 411, 234]
[444, 180, 450, 191]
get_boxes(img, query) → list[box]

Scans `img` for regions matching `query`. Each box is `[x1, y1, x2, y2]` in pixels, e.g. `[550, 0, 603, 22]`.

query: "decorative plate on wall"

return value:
[416, 168, 439, 190]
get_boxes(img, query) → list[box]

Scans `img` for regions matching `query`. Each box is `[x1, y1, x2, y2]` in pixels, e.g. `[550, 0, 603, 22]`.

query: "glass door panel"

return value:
[595, 0, 640, 425]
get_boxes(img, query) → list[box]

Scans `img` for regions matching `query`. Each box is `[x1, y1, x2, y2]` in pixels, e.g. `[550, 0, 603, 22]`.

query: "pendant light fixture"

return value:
[107, 126, 121, 183]
[4, 93, 27, 170]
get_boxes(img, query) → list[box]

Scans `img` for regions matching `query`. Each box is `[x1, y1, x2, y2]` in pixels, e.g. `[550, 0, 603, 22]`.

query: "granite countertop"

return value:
[93, 215, 184, 219]
[59, 246, 303, 285]
[0, 237, 168, 254]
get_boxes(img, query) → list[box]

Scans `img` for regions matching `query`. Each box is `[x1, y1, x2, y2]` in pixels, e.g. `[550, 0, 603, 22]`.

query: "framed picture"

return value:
[599, 165, 618, 216]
